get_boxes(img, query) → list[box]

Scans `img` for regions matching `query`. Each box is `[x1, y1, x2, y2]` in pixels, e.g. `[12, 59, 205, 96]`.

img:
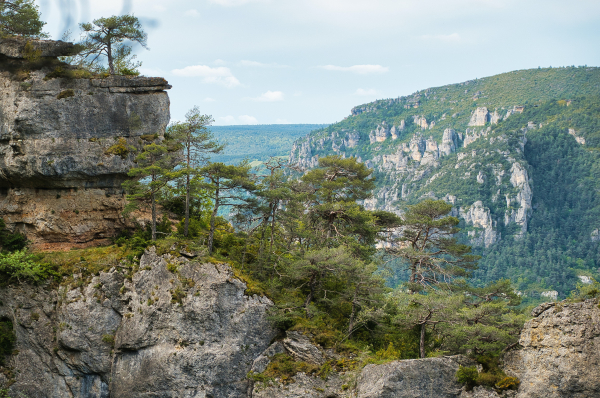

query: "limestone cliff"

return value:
[1, 248, 275, 398]
[0, 38, 171, 247]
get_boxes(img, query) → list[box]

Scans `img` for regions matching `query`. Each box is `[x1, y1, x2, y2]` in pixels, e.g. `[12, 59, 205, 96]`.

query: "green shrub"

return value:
[0, 250, 54, 283]
[496, 376, 520, 391]
[0, 318, 16, 365]
[456, 366, 479, 391]
[0, 219, 28, 252]
[104, 138, 130, 159]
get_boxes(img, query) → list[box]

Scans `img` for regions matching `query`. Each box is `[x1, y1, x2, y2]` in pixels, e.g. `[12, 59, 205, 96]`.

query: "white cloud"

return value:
[216, 115, 259, 125]
[171, 65, 241, 88]
[208, 0, 267, 6]
[204, 97, 216, 102]
[185, 9, 200, 17]
[319, 64, 389, 74]
[247, 90, 284, 102]
[238, 115, 259, 124]
[354, 88, 378, 96]
[420, 33, 461, 42]
[239, 60, 288, 68]
[213, 59, 228, 66]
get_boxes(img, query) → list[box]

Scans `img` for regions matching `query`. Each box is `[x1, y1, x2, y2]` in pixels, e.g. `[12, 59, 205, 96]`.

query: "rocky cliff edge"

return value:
[0, 37, 171, 247]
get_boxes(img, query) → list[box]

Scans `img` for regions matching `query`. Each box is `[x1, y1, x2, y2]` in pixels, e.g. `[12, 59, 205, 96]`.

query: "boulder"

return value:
[357, 355, 476, 398]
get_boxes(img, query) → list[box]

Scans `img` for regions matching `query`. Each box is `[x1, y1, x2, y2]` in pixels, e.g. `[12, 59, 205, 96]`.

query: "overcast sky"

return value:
[40, 0, 600, 125]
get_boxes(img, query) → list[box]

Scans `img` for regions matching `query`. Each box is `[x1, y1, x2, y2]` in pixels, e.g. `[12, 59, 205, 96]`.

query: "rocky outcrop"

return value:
[1, 249, 275, 398]
[460, 201, 498, 248]
[468, 107, 489, 126]
[505, 162, 532, 237]
[0, 39, 171, 246]
[0, 37, 77, 58]
[357, 356, 475, 398]
[504, 299, 600, 398]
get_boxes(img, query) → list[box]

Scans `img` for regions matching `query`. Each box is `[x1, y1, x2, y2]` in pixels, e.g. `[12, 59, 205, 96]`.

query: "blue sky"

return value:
[40, 0, 600, 125]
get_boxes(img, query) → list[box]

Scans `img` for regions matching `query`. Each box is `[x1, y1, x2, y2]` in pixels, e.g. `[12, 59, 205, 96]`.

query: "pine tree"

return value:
[122, 140, 179, 241]
[78, 14, 147, 75]
[386, 199, 479, 291]
[199, 162, 255, 254]
[0, 0, 47, 38]
[168, 107, 223, 238]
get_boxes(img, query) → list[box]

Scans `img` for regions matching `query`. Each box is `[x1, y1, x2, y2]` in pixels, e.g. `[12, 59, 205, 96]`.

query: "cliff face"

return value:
[504, 299, 600, 398]
[1, 249, 275, 398]
[0, 38, 171, 247]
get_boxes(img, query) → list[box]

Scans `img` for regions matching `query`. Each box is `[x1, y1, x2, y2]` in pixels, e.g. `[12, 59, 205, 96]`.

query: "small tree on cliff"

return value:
[0, 0, 47, 38]
[123, 139, 179, 241]
[199, 162, 255, 254]
[386, 199, 479, 291]
[78, 14, 147, 75]
[168, 107, 223, 238]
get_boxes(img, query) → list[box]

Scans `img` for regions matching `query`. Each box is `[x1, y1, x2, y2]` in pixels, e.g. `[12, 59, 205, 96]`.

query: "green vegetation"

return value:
[167, 107, 223, 237]
[77, 14, 147, 75]
[293, 68, 600, 300]
[0, 318, 15, 365]
[0, 0, 47, 38]
[56, 89, 75, 100]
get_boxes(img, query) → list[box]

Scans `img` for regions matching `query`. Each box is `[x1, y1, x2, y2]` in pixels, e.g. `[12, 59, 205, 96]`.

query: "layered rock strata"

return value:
[0, 38, 171, 246]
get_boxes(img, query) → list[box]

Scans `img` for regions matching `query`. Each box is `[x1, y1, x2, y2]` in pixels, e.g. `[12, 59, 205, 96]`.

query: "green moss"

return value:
[101, 334, 115, 347]
[56, 89, 75, 100]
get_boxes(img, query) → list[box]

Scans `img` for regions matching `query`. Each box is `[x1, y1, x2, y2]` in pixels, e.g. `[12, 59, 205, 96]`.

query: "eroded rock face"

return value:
[1, 249, 276, 398]
[0, 39, 171, 246]
[0, 72, 170, 189]
[503, 299, 600, 398]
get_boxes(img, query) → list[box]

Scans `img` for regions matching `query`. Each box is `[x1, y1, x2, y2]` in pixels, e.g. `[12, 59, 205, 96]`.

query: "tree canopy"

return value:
[0, 0, 47, 38]
[78, 14, 147, 75]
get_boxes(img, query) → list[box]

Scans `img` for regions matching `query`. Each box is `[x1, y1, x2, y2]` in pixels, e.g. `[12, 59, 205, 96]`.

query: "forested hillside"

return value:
[290, 67, 600, 299]
[210, 124, 327, 165]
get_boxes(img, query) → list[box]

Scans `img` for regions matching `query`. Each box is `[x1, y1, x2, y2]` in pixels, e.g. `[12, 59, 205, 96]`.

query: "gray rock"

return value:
[283, 331, 326, 366]
[357, 355, 476, 398]
[459, 386, 503, 398]
[0, 37, 77, 58]
[251, 341, 286, 374]
[252, 372, 347, 398]
[1, 249, 276, 398]
[503, 298, 600, 398]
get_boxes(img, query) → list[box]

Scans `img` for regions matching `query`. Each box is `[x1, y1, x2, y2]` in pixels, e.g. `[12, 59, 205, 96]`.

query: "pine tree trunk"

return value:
[304, 273, 317, 318]
[184, 143, 191, 237]
[269, 203, 276, 253]
[151, 190, 157, 241]
[207, 186, 219, 254]
[107, 41, 114, 74]
[420, 323, 426, 358]
[184, 172, 190, 237]
[347, 287, 360, 337]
